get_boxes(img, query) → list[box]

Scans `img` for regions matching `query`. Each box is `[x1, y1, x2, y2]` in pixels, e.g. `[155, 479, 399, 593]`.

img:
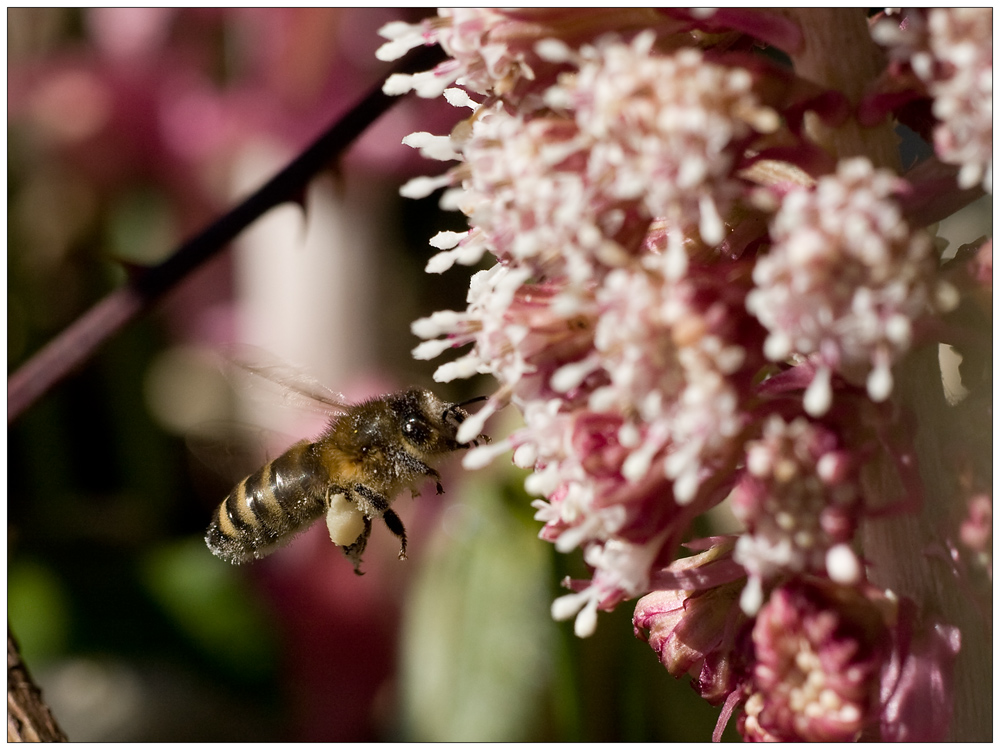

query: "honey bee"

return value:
[205, 379, 487, 574]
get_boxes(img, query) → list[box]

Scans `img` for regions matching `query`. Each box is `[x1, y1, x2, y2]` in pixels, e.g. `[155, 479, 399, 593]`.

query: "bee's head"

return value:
[397, 389, 489, 454]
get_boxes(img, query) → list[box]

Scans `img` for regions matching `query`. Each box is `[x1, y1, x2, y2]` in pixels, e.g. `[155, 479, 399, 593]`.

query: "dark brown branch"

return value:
[8, 626, 68, 742]
[7, 44, 446, 425]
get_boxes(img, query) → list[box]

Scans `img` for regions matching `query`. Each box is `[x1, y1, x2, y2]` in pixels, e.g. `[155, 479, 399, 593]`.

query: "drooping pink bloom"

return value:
[741, 580, 889, 742]
[633, 539, 751, 706]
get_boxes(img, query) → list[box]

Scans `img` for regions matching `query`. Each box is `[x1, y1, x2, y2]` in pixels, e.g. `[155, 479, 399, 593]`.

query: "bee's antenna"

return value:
[442, 395, 487, 424]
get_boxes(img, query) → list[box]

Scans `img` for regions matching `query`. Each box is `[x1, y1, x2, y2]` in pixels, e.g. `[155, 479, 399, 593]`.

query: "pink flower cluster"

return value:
[380, 8, 990, 742]
[747, 158, 959, 415]
[873, 8, 993, 192]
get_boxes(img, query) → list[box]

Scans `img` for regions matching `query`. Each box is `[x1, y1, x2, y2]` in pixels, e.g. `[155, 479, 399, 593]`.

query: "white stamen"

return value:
[826, 544, 862, 584]
[866, 361, 893, 402]
[411, 338, 455, 361]
[410, 310, 464, 339]
[551, 358, 597, 393]
[429, 230, 466, 250]
[740, 576, 765, 615]
[535, 38, 573, 63]
[402, 131, 459, 161]
[804, 366, 833, 416]
[400, 173, 452, 199]
[443, 87, 479, 110]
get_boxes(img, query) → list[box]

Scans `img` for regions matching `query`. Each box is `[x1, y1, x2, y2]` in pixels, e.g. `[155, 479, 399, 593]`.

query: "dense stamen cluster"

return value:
[732, 415, 861, 614]
[873, 8, 993, 192]
[747, 158, 958, 415]
[742, 582, 887, 742]
[381, 7, 990, 742]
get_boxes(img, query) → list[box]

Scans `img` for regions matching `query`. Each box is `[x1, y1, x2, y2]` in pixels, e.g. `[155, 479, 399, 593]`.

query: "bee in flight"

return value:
[205, 369, 486, 574]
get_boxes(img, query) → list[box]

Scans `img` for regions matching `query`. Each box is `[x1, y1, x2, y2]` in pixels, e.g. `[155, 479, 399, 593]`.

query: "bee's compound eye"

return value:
[404, 418, 430, 445]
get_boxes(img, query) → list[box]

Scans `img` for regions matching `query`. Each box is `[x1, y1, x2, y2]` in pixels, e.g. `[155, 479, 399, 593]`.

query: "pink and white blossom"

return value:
[386, 7, 990, 742]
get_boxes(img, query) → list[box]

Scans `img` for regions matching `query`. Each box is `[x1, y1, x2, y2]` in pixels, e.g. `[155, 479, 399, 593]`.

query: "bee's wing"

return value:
[222, 345, 350, 416]
[187, 420, 297, 485]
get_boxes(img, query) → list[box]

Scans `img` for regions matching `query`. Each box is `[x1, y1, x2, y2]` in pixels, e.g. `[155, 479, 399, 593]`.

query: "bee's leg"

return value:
[353, 484, 409, 562]
[353, 483, 388, 516]
[342, 516, 372, 576]
[381, 508, 408, 560]
[395, 452, 445, 494]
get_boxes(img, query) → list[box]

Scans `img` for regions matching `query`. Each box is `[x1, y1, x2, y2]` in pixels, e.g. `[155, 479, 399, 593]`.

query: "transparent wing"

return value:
[221, 344, 350, 416]
[186, 419, 299, 485]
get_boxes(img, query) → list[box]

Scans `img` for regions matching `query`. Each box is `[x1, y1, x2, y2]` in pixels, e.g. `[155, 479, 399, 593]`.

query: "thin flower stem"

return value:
[6, 43, 446, 426]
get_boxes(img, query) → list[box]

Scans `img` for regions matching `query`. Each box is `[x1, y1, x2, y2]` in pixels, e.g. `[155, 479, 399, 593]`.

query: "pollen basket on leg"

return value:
[326, 492, 366, 547]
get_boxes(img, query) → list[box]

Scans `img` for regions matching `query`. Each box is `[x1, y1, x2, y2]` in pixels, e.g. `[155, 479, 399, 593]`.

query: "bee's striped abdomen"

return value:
[206, 440, 328, 563]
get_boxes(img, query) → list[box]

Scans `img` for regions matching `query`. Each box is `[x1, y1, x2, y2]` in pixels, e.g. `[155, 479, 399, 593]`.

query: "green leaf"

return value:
[140, 537, 276, 679]
[8, 559, 71, 663]
[399, 477, 556, 741]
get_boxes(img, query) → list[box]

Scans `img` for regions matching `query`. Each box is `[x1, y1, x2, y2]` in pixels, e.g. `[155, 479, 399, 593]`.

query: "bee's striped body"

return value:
[205, 388, 487, 573]
[206, 440, 328, 563]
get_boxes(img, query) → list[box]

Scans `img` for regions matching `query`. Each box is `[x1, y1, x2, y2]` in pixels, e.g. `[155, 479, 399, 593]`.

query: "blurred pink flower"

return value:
[873, 8, 993, 192]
